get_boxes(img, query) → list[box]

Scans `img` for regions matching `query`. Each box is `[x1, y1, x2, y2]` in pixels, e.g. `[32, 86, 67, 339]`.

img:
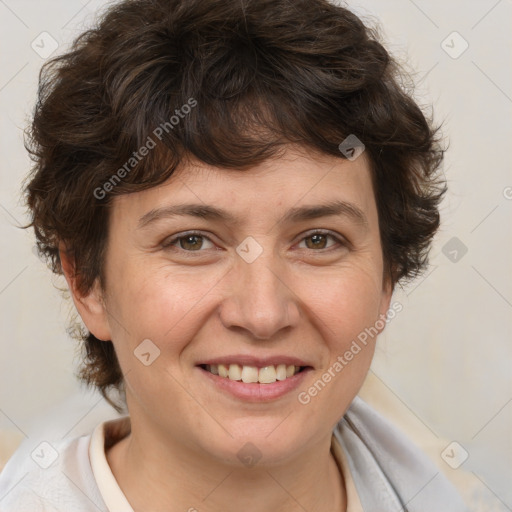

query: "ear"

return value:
[376, 273, 394, 334]
[59, 244, 112, 341]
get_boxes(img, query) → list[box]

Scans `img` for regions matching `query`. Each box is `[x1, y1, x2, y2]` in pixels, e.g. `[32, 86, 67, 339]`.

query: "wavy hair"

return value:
[24, 0, 446, 410]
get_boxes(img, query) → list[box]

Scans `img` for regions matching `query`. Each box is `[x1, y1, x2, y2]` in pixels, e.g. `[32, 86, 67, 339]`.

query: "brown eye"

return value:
[163, 232, 215, 252]
[304, 233, 329, 249]
[299, 232, 342, 251]
[178, 235, 204, 251]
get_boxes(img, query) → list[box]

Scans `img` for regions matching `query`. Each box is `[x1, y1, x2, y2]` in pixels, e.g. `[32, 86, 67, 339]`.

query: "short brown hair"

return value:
[24, 0, 445, 410]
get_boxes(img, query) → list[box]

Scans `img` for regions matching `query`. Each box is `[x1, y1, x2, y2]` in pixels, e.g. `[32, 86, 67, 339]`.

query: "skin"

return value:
[61, 144, 393, 512]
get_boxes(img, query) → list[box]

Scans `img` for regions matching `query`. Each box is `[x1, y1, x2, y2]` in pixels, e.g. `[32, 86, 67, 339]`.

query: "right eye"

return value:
[162, 231, 216, 252]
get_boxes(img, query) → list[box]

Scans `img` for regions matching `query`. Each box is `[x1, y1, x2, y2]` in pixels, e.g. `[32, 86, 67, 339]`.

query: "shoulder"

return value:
[0, 426, 107, 512]
[334, 396, 470, 512]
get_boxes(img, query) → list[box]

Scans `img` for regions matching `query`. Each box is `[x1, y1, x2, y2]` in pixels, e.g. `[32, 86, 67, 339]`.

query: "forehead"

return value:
[110, 146, 378, 228]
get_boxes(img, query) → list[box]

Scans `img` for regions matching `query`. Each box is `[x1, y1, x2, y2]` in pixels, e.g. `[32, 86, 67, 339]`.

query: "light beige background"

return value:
[0, 0, 511, 510]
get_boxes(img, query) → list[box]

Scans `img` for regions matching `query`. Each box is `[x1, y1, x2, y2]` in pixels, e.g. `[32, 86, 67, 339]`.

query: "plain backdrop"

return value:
[0, 0, 511, 510]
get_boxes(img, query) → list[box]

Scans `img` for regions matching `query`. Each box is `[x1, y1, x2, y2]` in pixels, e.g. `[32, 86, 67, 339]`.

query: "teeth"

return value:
[241, 365, 259, 383]
[228, 363, 242, 380]
[258, 366, 277, 383]
[276, 364, 287, 381]
[205, 363, 301, 383]
[218, 364, 229, 378]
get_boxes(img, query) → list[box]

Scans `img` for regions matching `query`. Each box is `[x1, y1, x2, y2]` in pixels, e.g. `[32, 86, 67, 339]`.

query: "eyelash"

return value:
[162, 230, 348, 255]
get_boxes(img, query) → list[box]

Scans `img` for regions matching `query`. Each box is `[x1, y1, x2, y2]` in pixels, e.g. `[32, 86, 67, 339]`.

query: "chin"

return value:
[201, 425, 306, 468]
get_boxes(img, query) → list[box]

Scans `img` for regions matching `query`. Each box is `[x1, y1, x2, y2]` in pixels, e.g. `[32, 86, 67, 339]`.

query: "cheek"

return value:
[105, 260, 225, 351]
[294, 266, 383, 423]
[301, 262, 384, 341]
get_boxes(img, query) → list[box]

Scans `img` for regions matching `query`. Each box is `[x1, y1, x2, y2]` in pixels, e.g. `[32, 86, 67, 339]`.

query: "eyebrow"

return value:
[137, 199, 369, 230]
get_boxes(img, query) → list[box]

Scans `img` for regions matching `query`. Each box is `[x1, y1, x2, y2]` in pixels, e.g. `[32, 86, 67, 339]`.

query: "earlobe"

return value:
[59, 244, 112, 341]
[377, 275, 394, 333]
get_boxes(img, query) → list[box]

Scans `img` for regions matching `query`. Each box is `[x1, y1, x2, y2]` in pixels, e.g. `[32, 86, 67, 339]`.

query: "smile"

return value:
[199, 363, 306, 384]
[197, 363, 312, 402]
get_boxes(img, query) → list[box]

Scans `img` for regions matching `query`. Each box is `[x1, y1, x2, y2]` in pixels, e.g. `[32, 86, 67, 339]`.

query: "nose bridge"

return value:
[220, 244, 299, 339]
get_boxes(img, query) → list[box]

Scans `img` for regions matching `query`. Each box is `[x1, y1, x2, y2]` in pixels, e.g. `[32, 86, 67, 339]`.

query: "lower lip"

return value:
[196, 366, 313, 402]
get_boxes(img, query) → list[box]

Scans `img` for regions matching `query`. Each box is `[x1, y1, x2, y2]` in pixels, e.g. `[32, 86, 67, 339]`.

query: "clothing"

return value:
[0, 396, 468, 511]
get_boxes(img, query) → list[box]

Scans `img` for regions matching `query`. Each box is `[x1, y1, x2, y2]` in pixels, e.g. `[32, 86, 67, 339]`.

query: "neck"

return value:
[106, 418, 346, 512]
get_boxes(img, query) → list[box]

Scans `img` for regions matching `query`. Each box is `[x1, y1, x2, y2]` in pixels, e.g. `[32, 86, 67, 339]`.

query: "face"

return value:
[72, 145, 392, 466]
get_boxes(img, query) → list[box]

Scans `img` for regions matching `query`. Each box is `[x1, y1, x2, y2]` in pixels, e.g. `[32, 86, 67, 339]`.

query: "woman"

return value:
[0, 0, 469, 510]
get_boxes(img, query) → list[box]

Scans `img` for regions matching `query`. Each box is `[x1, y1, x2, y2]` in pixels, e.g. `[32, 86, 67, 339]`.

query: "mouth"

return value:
[196, 363, 313, 402]
[197, 363, 310, 384]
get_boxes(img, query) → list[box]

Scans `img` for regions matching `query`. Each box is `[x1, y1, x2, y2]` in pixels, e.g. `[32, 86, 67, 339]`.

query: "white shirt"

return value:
[0, 397, 467, 511]
[0, 415, 363, 511]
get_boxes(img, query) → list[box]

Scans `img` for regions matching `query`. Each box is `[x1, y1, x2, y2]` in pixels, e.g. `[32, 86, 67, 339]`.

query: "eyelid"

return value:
[294, 229, 348, 250]
[162, 230, 216, 250]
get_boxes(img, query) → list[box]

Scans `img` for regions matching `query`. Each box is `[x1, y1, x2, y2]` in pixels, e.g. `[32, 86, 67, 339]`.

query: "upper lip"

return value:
[197, 355, 312, 368]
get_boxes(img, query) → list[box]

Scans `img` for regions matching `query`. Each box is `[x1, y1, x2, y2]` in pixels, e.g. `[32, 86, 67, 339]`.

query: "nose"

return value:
[218, 250, 300, 340]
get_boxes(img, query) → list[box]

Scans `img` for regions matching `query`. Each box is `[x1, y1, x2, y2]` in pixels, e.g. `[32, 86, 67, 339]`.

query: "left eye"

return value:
[297, 232, 341, 250]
